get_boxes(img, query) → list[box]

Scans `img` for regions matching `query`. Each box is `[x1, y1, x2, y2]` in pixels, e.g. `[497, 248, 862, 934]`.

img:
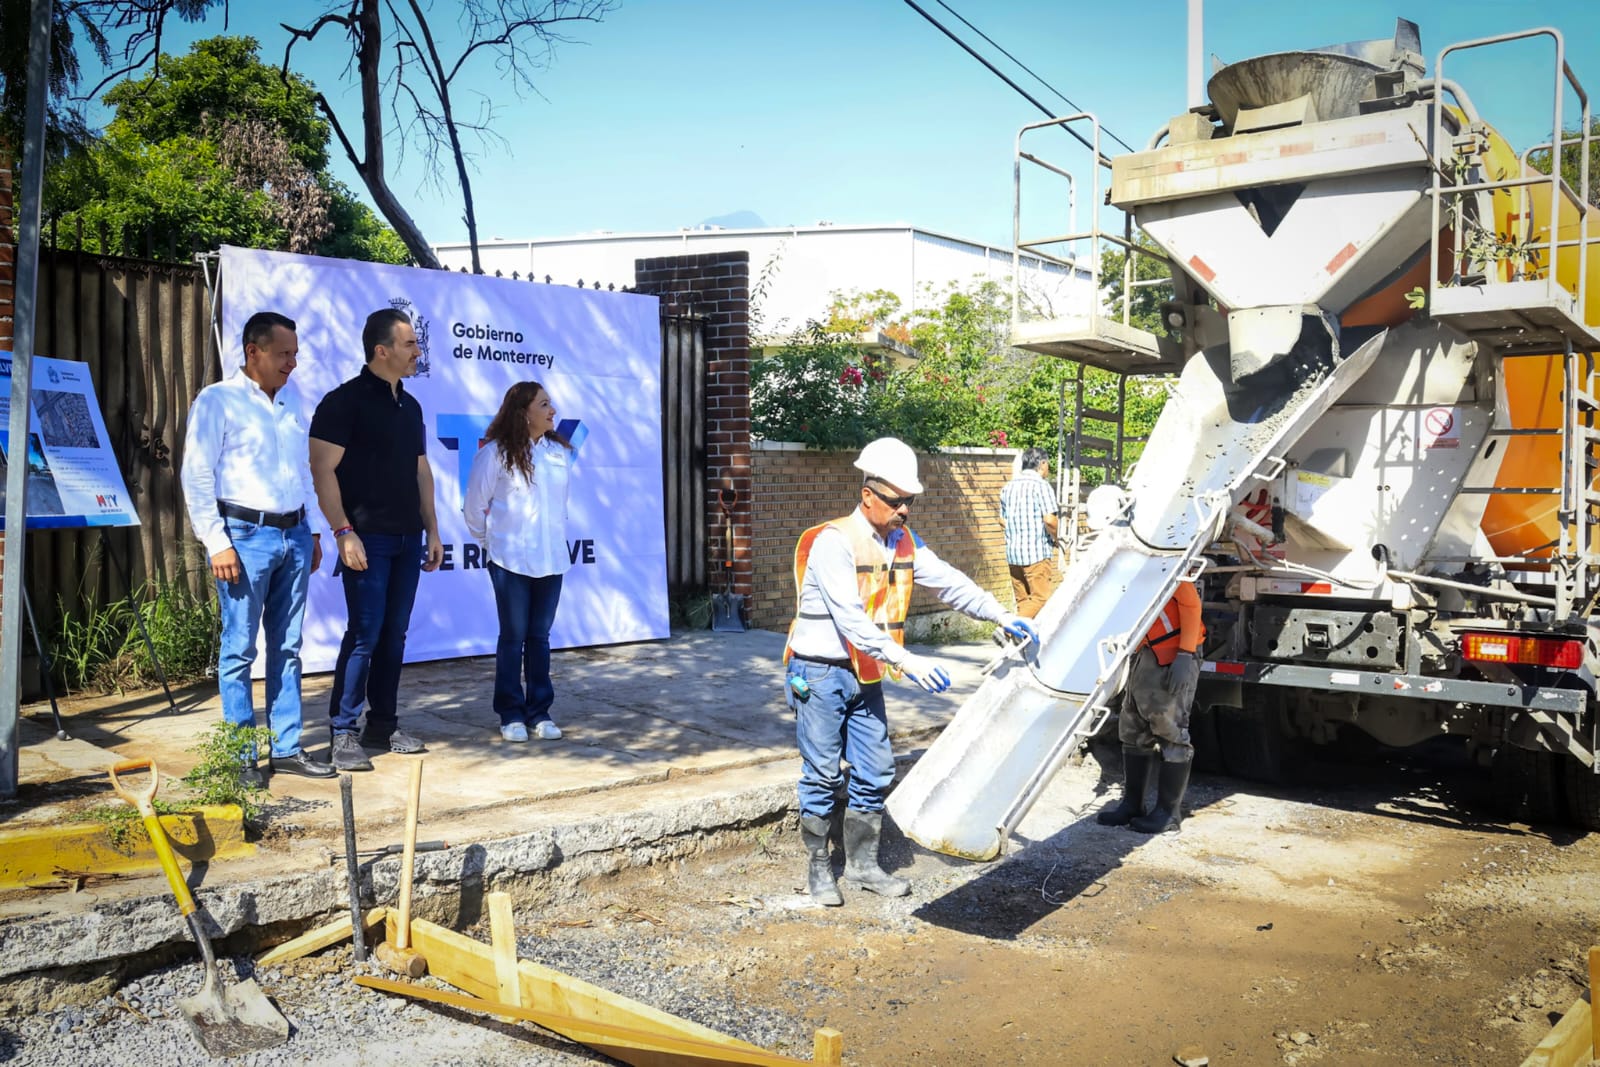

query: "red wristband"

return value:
[333, 525, 355, 538]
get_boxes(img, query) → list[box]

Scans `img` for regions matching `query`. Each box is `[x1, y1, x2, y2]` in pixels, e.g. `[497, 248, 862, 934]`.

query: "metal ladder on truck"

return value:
[1422, 28, 1600, 773]
[1010, 113, 1174, 567]
[1423, 27, 1600, 624]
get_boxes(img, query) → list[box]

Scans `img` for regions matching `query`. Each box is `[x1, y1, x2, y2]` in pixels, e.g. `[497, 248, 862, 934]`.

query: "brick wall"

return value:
[634, 252, 752, 598]
[748, 442, 1017, 632]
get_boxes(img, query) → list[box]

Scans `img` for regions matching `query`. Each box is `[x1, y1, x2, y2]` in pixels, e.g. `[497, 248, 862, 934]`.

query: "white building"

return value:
[434, 223, 1094, 342]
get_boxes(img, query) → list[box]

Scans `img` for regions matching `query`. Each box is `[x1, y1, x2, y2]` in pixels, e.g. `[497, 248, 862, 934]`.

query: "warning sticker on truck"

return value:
[1420, 406, 1460, 450]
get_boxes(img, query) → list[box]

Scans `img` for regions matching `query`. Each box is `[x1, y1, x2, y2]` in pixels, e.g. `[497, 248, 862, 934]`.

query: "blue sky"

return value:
[83, 0, 1600, 250]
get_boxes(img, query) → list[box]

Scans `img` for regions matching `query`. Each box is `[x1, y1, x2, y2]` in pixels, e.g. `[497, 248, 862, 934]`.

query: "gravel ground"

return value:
[5, 741, 1598, 1066]
[0, 921, 816, 1067]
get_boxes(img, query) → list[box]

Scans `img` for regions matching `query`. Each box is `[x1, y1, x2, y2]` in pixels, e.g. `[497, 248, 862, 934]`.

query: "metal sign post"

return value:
[1, 0, 55, 798]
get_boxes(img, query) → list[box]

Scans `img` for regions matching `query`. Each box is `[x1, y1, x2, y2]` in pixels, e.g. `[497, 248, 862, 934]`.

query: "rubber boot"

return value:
[1096, 747, 1156, 826]
[800, 814, 843, 906]
[1131, 758, 1193, 834]
[841, 810, 910, 897]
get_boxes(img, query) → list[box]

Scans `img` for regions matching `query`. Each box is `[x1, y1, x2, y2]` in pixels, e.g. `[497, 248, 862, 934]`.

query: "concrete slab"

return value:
[0, 626, 1006, 991]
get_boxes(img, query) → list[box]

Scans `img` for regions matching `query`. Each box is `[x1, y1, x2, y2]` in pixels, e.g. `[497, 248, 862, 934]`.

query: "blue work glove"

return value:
[1164, 650, 1201, 695]
[901, 653, 953, 693]
[999, 615, 1040, 646]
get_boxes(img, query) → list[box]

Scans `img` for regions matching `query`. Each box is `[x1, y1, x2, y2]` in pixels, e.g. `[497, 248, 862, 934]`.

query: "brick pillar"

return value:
[634, 252, 752, 602]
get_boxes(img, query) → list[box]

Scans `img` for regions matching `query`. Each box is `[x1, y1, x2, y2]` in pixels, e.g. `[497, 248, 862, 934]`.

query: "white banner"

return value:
[220, 246, 668, 673]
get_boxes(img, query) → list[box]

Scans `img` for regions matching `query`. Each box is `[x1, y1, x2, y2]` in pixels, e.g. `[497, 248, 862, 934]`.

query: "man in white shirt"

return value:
[181, 311, 335, 787]
[782, 437, 1039, 906]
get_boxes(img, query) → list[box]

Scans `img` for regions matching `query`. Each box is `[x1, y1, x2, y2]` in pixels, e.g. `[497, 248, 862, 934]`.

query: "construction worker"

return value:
[784, 437, 1040, 905]
[1096, 580, 1204, 834]
[1000, 446, 1060, 618]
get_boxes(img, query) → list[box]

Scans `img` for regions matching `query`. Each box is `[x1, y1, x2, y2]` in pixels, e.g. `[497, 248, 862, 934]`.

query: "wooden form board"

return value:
[384, 911, 841, 1067]
[257, 908, 386, 968]
[1518, 946, 1599, 1067]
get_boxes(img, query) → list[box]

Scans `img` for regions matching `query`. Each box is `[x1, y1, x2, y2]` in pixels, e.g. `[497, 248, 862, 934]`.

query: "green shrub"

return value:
[53, 579, 220, 694]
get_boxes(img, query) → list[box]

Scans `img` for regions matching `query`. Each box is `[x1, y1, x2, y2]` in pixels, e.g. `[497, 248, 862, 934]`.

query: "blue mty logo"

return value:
[436, 414, 588, 504]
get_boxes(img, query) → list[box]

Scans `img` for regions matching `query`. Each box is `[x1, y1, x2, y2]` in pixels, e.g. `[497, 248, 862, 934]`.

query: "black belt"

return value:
[791, 653, 853, 670]
[219, 502, 306, 528]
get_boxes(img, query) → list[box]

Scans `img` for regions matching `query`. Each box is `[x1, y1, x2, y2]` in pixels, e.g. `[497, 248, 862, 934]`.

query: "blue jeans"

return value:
[488, 562, 564, 726]
[215, 517, 313, 758]
[787, 659, 894, 819]
[328, 531, 423, 737]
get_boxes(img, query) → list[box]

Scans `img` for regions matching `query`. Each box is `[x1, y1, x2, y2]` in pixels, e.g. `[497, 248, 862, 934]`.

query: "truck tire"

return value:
[1563, 759, 1600, 832]
[1217, 701, 1285, 784]
[1490, 746, 1567, 825]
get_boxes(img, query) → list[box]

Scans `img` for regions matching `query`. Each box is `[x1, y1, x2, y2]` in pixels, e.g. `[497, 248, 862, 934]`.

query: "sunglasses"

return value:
[866, 484, 916, 510]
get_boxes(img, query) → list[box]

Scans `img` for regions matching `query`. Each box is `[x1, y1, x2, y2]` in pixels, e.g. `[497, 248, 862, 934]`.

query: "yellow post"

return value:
[812, 1028, 843, 1066]
[1590, 946, 1598, 1059]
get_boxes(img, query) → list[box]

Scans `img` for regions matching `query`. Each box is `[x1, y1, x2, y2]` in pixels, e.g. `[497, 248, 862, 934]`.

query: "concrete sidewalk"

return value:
[0, 627, 1003, 992]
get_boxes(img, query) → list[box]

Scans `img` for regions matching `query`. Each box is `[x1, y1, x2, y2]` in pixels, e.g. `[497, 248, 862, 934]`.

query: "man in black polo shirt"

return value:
[309, 308, 445, 771]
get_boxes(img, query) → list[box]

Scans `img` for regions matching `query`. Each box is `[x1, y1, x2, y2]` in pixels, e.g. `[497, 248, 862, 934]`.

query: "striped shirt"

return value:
[1000, 469, 1059, 566]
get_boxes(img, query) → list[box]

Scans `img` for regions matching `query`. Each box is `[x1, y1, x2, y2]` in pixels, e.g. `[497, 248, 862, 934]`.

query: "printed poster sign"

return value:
[220, 246, 668, 673]
[0, 353, 139, 529]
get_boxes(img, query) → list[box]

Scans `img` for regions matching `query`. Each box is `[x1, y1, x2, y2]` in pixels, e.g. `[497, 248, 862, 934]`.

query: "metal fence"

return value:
[24, 238, 218, 652]
[660, 314, 708, 596]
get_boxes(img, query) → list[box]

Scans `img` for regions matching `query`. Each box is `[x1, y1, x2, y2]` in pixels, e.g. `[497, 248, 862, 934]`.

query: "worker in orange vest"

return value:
[783, 438, 1040, 905]
[1096, 580, 1205, 834]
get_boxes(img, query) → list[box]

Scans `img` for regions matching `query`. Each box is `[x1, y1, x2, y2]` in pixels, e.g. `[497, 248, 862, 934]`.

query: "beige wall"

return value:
[746, 442, 1016, 632]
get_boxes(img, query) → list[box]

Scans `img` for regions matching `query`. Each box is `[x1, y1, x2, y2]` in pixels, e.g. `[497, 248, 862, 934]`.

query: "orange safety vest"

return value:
[783, 515, 916, 684]
[1142, 581, 1205, 666]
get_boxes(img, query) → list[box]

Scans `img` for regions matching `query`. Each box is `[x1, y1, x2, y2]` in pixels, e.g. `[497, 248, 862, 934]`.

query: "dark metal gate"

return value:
[659, 314, 707, 596]
[25, 234, 216, 648]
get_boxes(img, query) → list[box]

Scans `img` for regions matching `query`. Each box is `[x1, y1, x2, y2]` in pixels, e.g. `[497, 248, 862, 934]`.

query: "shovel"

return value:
[109, 759, 289, 1058]
[711, 486, 747, 632]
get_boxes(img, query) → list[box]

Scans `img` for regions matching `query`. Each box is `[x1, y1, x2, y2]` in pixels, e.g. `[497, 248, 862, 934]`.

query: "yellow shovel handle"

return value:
[108, 758, 197, 917]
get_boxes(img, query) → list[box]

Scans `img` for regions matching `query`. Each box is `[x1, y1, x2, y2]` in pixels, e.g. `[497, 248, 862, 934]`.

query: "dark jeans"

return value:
[328, 531, 423, 737]
[488, 561, 564, 726]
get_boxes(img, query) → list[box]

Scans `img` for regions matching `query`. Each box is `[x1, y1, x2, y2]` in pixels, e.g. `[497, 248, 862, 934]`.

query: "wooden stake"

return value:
[356, 974, 813, 1066]
[812, 1028, 844, 1066]
[1590, 946, 1598, 1060]
[488, 892, 521, 1023]
[396, 759, 423, 951]
[256, 908, 386, 968]
[371, 940, 427, 978]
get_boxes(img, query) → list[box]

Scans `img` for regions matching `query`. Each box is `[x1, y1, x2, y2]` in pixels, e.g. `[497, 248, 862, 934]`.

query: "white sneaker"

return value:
[500, 722, 529, 743]
[532, 720, 563, 740]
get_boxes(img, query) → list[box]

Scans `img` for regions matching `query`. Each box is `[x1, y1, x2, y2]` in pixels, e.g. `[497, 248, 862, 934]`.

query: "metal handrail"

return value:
[1432, 28, 1592, 317]
[1012, 113, 1170, 334]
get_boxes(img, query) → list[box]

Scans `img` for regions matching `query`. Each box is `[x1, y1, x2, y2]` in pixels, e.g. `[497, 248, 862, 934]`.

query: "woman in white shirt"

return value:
[464, 381, 573, 742]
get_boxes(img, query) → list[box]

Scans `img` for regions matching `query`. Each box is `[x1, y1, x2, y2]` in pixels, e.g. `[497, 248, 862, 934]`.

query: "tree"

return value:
[752, 279, 1173, 478]
[281, 0, 616, 271]
[46, 35, 407, 263]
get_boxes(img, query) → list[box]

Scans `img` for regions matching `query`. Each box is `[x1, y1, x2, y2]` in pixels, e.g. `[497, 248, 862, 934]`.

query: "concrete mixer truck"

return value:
[889, 19, 1600, 859]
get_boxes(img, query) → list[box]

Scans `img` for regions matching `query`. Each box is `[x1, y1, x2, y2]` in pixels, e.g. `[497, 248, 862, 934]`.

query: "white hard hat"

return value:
[854, 437, 923, 494]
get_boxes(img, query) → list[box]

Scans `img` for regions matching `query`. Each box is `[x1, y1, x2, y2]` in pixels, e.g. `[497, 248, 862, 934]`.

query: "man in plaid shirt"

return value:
[1000, 447, 1060, 618]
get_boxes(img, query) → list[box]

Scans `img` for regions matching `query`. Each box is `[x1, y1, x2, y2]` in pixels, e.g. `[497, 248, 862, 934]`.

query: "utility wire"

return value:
[900, 0, 1104, 160]
[933, 0, 1136, 154]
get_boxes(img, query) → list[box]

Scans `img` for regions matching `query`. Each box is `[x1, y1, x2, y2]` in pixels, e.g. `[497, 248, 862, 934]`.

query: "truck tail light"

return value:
[1460, 632, 1584, 669]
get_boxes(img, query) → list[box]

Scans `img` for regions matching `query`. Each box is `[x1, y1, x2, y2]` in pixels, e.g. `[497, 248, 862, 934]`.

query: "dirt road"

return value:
[525, 742, 1598, 1067]
[7, 740, 1595, 1065]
